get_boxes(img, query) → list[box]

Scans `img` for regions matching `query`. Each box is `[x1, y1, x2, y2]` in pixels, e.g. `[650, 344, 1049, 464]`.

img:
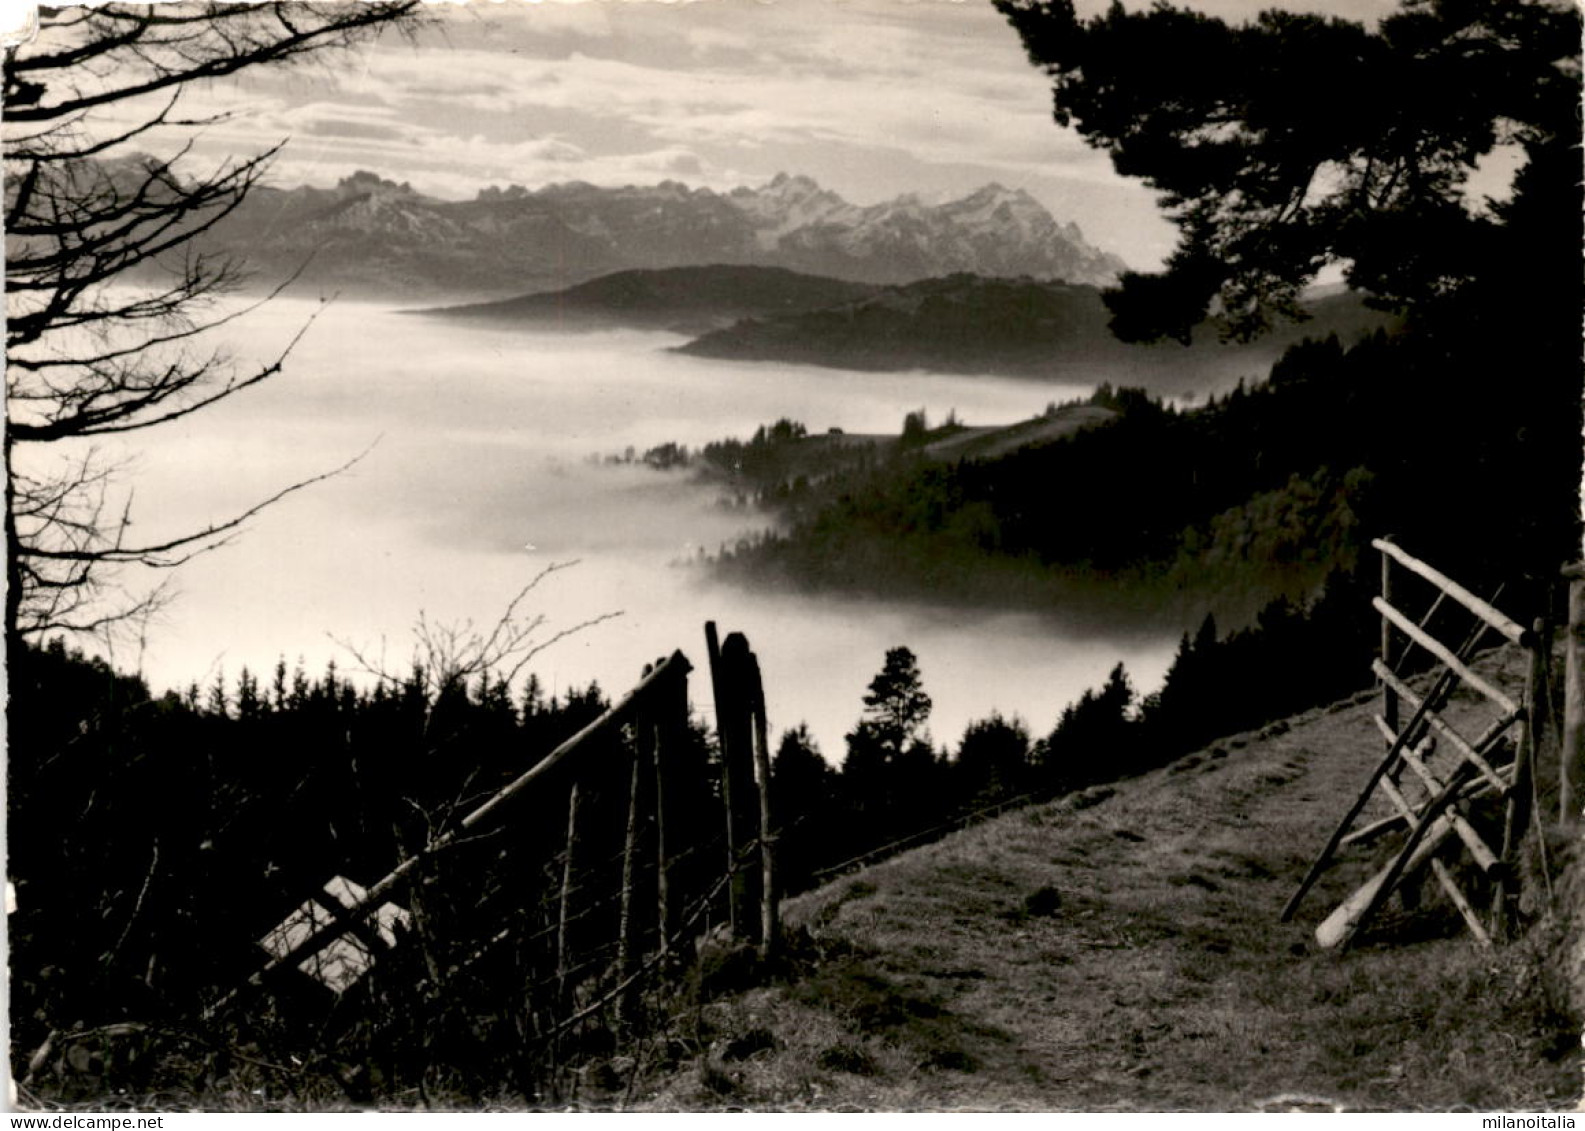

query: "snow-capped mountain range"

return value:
[200, 170, 1129, 300]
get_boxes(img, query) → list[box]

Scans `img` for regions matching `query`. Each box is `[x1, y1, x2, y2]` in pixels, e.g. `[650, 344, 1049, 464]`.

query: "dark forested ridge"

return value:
[413, 265, 879, 336]
[675, 274, 1393, 398]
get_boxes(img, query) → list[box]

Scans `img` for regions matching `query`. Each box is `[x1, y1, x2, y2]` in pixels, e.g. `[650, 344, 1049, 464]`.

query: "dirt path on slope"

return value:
[635, 644, 1577, 1111]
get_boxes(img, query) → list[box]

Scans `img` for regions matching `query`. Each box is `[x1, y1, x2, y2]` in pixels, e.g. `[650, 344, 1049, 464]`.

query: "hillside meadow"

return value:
[620, 644, 1578, 1112]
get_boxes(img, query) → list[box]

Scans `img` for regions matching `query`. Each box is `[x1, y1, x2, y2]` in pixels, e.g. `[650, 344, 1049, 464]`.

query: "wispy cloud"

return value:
[101, 0, 1218, 265]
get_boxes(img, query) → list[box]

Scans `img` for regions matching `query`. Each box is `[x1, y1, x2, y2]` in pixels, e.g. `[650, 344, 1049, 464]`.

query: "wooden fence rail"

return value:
[1373, 538, 1531, 648]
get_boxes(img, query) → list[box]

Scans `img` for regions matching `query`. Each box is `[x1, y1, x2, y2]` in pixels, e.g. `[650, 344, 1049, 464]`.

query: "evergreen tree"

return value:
[236, 667, 263, 721]
[206, 667, 228, 719]
[772, 723, 834, 820]
[954, 712, 1033, 807]
[839, 722, 892, 826]
[1038, 663, 1137, 790]
[892, 738, 951, 831]
[995, 0, 1581, 343]
[859, 646, 933, 756]
[1139, 612, 1218, 755]
[771, 724, 837, 892]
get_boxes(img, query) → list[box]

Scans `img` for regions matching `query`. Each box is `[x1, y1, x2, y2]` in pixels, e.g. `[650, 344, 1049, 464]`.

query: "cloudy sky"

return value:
[150, 0, 1401, 271]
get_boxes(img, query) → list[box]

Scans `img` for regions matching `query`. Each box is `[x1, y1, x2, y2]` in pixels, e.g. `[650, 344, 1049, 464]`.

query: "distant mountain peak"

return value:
[336, 170, 419, 198]
[767, 171, 821, 190]
[742, 172, 843, 205]
[476, 183, 531, 202]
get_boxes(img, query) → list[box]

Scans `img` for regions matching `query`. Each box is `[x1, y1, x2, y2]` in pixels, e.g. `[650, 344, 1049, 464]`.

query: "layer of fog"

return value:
[72, 299, 1178, 761]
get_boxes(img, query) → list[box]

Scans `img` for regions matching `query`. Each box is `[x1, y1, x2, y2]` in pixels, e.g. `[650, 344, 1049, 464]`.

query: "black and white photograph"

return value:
[4, 0, 1582, 1113]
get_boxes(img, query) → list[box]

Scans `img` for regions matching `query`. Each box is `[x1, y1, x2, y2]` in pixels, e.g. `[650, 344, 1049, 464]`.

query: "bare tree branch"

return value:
[7, 3, 420, 124]
[4, 1, 424, 646]
[334, 562, 626, 708]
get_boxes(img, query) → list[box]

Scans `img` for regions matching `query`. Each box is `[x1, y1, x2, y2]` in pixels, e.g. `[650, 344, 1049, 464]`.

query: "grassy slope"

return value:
[734, 405, 1116, 485]
[633, 644, 1577, 1111]
[914, 405, 1116, 463]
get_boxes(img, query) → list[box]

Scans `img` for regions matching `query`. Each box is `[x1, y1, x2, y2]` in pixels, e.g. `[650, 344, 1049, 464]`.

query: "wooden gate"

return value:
[1282, 538, 1547, 949]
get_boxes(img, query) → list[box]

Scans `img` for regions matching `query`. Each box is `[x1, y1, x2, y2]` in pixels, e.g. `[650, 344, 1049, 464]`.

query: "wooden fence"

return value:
[1283, 538, 1549, 949]
[203, 622, 781, 1064]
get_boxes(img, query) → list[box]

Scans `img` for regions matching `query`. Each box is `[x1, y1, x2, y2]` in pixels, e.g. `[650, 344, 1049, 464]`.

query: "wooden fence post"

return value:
[722, 633, 765, 943]
[654, 664, 692, 955]
[1493, 617, 1546, 938]
[1563, 565, 1585, 829]
[705, 621, 748, 939]
[1381, 538, 1399, 735]
[708, 623, 765, 943]
[747, 649, 778, 961]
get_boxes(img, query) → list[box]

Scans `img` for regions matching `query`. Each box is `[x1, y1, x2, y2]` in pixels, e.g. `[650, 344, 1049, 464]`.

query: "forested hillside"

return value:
[695, 324, 1567, 635]
[677, 274, 1390, 397]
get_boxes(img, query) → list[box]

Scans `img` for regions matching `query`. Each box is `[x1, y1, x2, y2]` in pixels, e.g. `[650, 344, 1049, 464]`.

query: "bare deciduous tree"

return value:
[4, 1, 422, 651]
[335, 559, 625, 718]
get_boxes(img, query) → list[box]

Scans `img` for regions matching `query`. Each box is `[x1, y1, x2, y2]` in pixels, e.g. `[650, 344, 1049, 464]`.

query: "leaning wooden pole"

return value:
[1335, 762, 1476, 950]
[1284, 678, 1459, 921]
[616, 741, 643, 1001]
[746, 649, 779, 960]
[652, 699, 671, 955]
[556, 780, 582, 1009]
